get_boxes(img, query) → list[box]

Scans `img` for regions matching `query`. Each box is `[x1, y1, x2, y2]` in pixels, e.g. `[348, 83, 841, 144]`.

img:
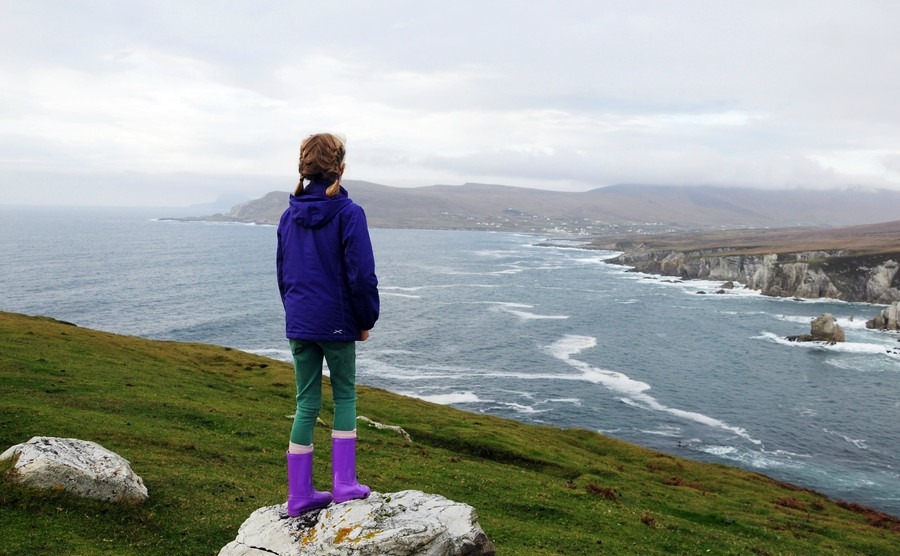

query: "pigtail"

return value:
[325, 178, 341, 198]
[325, 140, 346, 197]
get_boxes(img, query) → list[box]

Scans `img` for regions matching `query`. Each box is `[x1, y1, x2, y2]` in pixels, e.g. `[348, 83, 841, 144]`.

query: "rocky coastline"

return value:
[607, 248, 900, 304]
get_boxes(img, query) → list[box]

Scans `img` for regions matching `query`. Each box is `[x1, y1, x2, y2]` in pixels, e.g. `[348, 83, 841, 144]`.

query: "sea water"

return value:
[2, 206, 898, 516]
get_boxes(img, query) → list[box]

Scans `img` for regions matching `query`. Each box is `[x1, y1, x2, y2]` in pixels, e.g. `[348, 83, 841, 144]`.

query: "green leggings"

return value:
[289, 339, 358, 445]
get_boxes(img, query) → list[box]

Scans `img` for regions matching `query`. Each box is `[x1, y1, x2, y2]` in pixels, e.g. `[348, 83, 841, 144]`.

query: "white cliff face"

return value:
[0, 437, 148, 504]
[866, 261, 900, 304]
[751, 258, 843, 299]
[612, 250, 899, 303]
[866, 301, 900, 330]
[218, 490, 495, 556]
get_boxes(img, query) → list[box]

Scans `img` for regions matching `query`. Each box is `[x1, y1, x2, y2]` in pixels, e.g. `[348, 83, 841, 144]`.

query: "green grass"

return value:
[1, 311, 897, 555]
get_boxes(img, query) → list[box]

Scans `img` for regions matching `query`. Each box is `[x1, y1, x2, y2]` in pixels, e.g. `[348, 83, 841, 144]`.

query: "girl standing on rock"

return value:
[276, 133, 379, 515]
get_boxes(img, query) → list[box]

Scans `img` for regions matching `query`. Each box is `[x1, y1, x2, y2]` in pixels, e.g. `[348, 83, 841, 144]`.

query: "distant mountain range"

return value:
[186, 181, 900, 233]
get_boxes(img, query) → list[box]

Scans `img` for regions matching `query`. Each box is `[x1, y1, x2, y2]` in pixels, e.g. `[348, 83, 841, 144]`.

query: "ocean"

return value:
[2, 206, 898, 517]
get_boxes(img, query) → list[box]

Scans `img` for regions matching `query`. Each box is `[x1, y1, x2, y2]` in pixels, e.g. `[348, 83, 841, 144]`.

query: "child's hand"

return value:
[359, 330, 370, 342]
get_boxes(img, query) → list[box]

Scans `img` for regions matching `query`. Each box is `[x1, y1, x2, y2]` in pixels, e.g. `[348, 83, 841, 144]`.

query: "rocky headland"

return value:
[597, 220, 900, 304]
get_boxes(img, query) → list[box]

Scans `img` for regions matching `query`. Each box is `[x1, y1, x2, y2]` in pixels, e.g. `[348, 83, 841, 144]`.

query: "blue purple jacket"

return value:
[276, 180, 379, 342]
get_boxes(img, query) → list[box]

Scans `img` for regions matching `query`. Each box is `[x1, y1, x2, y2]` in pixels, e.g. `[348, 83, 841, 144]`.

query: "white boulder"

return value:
[219, 490, 495, 556]
[0, 436, 148, 504]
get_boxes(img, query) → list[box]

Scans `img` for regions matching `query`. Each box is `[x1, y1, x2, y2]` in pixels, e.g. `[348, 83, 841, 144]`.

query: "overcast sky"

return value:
[2, 1, 900, 206]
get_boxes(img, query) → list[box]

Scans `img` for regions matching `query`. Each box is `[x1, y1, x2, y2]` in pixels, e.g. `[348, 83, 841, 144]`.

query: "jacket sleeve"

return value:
[276, 218, 287, 307]
[341, 205, 380, 330]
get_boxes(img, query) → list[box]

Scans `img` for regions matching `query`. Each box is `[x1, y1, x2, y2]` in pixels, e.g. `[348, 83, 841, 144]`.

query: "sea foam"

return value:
[546, 335, 761, 444]
[401, 391, 483, 405]
[476, 301, 570, 320]
[757, 331, 899, 357]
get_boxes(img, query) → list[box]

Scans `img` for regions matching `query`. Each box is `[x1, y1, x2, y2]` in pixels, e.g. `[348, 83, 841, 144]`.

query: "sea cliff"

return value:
[608, 248, 900, 303]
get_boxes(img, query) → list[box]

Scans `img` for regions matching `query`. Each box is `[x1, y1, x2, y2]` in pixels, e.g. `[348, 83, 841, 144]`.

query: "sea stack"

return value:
[787, 313, 845, 344]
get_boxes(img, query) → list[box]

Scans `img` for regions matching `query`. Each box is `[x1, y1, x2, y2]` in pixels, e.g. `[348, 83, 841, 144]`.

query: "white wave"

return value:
[358, 356, 486, 382]
[823, 428, 869, 450]
[402, 391, 483, 405]
[580, 368, 654, 398]
[497, 389, 535, 399]
[418, 362, 483, 374]
[382, 292, 422, 299]
[775, 315, 817, 324]
[720, 310, 772, 318]
[539, 398, 582, 406]
[546, 334, 597, 359]
[756, 331, 899, 358]
[493, 401, 547, 414]
[381, 286, 428, 292]
[502, 309, 569, 320]
[357, 358, 450, 381]
[836, 317, 873, 330]
[640, 425, 683, 437]
[617, 271, 761, 298]
[774, 314, 870, 330]
[479, 301, 569, 320]
[475, 301, 532, 308]
[698, 445, 805, 470]
[571, 253, 622, 264]
[381, 283, 497, 292]
[476, 370, 579, 382]
[546, 334, 761, 444]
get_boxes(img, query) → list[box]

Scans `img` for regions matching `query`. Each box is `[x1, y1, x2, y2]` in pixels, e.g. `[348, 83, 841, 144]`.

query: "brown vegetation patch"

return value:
[775, 497, 805, 510]
[663, 475, 704, 491]
[645, 457, 683, 473]
[585, 483, 619, 501]
[836, 500, 900, 532]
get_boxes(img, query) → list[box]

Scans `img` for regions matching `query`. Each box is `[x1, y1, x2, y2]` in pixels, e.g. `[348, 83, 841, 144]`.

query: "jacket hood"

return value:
[288, 184, 352, 229]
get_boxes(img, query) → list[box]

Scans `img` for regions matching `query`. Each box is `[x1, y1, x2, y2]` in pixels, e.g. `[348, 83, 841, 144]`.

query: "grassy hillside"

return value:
[589, 219, 900, 258]
[1, 312, 897, 555]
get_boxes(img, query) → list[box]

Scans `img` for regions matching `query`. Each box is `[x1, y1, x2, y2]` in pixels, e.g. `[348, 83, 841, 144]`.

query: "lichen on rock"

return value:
[219, 490, 495, 556]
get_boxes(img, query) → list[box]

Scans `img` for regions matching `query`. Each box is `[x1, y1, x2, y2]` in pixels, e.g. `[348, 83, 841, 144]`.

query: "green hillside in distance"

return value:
[1, 312, 897, 555]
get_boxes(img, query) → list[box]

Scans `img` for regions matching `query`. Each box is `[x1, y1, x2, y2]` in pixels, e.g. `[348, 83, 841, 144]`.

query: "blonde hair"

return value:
[294, 133, 346, 198]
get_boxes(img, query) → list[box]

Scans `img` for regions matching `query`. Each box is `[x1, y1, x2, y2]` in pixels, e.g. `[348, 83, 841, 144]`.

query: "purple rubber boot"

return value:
[286, 451, 332, 516]
[332, 436, 371, 503]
